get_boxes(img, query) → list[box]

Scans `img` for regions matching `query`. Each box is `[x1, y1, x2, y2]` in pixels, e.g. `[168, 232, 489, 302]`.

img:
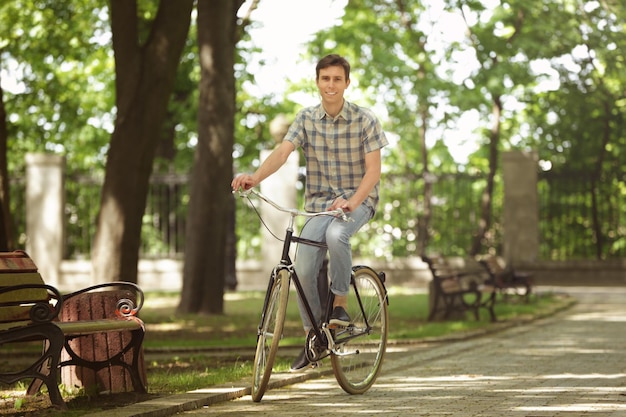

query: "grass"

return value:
[0, 287, 575, 416]
[136, 287, 574, 392]
[143, 287, 570, 349]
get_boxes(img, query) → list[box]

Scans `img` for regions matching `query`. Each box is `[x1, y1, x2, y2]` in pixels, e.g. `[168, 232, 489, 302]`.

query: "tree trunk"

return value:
[417, 105, 431, 256]
[0, 81, 14, 251]
[92, 0, 193, 283]
[177, 0, 240, 315]
[391, 3, 433, 257]
[590, 100, 612, 260]
[470, 95, 502, 256]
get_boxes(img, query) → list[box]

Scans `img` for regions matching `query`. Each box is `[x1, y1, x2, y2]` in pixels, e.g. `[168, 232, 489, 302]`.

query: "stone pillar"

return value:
[260, 115, 299, 270]
[502, 151, 539, 265]
[25, 153, 65, 286]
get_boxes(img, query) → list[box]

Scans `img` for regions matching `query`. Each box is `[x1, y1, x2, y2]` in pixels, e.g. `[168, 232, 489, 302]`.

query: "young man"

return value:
[231, 54, 388, 371]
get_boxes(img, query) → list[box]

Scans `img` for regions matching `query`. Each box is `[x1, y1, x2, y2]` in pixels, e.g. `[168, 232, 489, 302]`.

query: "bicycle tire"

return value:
[331, 266, 388, 394]
[251, 268, 290, 402]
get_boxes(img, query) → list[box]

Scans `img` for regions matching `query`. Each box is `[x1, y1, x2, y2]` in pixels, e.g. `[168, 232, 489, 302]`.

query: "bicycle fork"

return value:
[256, 266, 285, 339]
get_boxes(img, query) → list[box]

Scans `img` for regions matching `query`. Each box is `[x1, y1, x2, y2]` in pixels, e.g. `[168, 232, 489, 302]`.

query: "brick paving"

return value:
[100, 287, 626, 417]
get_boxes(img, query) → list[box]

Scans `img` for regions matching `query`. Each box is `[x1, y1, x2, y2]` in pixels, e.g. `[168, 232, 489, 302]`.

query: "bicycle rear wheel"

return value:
[251, 268, 290, 402]
[331, 266, 388, 394]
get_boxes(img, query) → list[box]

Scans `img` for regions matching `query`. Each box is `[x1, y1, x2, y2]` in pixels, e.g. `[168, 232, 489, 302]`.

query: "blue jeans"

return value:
[294, 203, 373, 331]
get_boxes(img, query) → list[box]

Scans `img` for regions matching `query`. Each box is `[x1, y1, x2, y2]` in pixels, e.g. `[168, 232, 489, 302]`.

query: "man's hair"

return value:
[316, 54, 351, 81]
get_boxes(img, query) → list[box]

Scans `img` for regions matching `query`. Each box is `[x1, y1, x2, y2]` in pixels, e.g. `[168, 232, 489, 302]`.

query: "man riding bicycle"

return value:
[232, 54, 388, 372]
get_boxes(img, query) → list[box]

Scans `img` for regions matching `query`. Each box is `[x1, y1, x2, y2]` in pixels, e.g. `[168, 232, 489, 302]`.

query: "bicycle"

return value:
[234, 188, 389, 402]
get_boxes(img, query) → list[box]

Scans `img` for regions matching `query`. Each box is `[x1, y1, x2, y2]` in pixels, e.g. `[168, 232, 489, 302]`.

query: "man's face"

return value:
[316, 65, 350, 107]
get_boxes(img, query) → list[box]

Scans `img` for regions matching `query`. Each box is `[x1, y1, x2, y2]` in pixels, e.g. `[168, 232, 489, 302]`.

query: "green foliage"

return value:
[1, 0, 113, 173]
[299, 0, 625, 259]
[2, 0, 625, 260]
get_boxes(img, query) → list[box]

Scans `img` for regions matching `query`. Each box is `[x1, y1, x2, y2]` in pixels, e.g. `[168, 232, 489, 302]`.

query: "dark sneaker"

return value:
[329, 306, 351, 328]
[289, 348, 318, 373]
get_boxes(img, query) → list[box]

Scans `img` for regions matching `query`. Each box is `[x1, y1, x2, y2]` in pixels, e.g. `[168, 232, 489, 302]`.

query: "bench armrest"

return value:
[0, 284, 63, 323]
[63, 281, 144, 317]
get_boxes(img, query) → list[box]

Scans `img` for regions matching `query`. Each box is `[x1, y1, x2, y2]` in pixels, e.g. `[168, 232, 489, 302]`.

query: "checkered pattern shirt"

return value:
[284, 101, 388, 213]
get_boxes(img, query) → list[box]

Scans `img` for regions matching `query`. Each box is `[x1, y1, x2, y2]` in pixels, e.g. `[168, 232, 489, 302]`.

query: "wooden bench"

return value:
[0, 251, 146, 410]
[479, 255, 533, 302]
[423, 255, 497, 322]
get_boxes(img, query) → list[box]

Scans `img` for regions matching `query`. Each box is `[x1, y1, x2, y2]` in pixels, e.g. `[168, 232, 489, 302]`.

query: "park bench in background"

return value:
[479, 255, 533, 302]
[423, 255, 497, 322]
[0, 251, 146, 410]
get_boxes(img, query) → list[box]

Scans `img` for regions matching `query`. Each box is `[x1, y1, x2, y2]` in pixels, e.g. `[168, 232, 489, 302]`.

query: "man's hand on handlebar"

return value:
[231, 174, 257, 192]
[330, 197, 355, 214]
[333, 207, 350, 222]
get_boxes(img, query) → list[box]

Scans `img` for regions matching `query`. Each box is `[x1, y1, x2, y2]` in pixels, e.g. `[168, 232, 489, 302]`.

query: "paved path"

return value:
[97, 287, 626, 417]
[174, 287, 626, 417]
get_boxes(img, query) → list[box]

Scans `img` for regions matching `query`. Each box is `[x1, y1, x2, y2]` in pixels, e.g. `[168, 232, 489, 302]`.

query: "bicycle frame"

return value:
[242, 188, 367, 352]
[259, 204, 334, 350]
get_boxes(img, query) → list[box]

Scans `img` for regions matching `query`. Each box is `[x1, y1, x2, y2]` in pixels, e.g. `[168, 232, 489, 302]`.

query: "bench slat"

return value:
[58, 317, 143, 336]
[0, 273, 52, 323]
[0, 251, 38, 273]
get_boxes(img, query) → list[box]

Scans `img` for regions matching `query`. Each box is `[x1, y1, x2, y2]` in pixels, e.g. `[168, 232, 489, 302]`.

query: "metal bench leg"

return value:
[60, 327, 147, 394]
[2, 324, 68, 409]
[127, 328, 147, 393]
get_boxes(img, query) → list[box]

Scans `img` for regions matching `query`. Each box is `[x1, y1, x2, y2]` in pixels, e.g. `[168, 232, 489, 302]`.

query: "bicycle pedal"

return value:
[328, 322, 352, 330]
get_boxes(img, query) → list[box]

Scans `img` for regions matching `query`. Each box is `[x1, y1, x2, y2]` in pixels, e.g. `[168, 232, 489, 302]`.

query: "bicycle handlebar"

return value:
[234, 188, 350, 222]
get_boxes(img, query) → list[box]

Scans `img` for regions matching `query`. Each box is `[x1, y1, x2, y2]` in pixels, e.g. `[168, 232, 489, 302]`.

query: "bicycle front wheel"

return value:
[251, 268, 290, 402]
[331, 266, 388, 394]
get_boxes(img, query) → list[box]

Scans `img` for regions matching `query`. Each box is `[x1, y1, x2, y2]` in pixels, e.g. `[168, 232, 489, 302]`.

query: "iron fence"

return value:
[538, 170, 625, 260]
[8, 169, 625, 260]
[363, 173, 503, 259]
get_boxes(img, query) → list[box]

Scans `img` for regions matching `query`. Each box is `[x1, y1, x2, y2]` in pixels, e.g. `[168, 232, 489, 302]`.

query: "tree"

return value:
[517, 0, 626, 258]
[456, 2, 524, 255]
[0, 78, 11, 251]
[177, 0, 244, 314]
[453, 1, 580, 255]
[91, 0, 194, 283]
[0, 1, 115, 251]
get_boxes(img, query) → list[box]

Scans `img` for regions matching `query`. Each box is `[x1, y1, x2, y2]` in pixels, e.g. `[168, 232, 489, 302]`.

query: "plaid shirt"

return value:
[284, 101, 388, 213]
